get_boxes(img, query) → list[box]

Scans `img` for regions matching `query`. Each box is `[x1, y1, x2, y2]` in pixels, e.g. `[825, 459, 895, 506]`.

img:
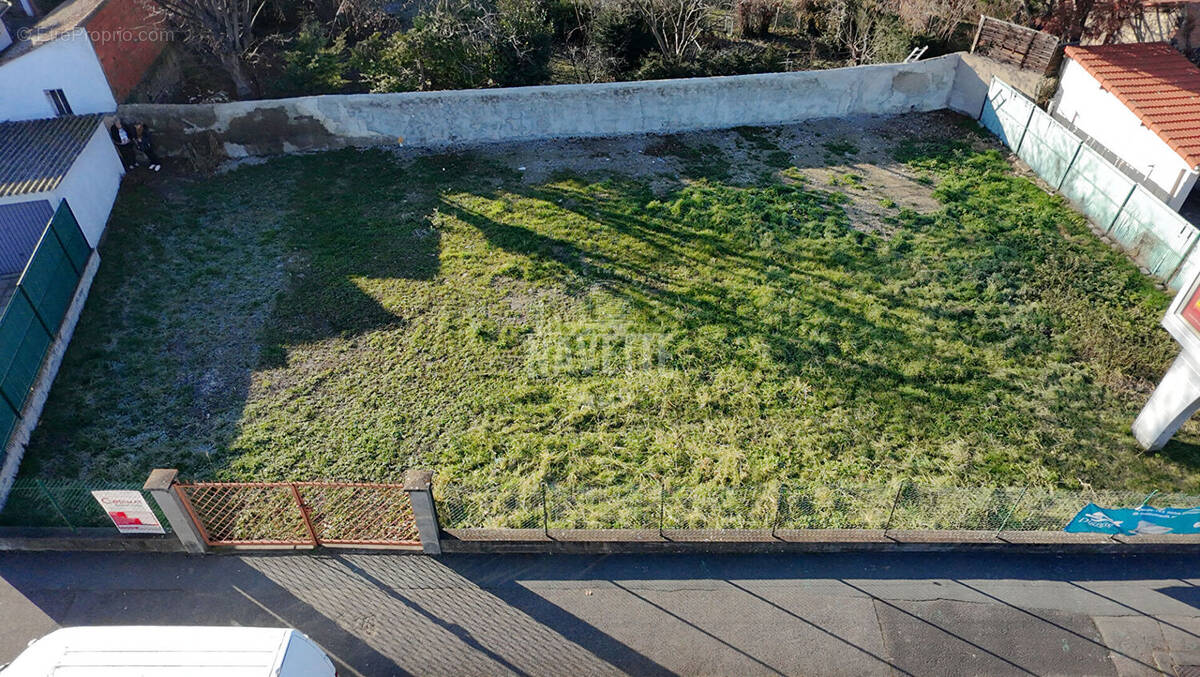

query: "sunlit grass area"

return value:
[23, 116, 1200, 496]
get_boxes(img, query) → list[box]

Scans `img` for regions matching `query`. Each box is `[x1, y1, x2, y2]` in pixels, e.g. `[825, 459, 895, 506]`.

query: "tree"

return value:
[606, 0, 712, 63]
[154, 0, 268, 98]
[1038, 0, 1144, 43]
[356, 0, 553, 91]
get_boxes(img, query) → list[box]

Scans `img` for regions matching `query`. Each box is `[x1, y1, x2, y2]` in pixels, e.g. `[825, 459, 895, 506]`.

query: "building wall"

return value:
[0, 34, 117, 121]
[0, 125, 123, 247]
[121, 55, 963, 161]
[1050, 58, 1198, 209]
[947, 52, 1048, 117]
[83, 0, 167, 102]
[47, 124, 124, 247]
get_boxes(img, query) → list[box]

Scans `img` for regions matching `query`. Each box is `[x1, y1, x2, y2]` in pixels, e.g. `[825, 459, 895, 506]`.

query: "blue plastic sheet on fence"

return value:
[1065, 502, 1200, 535]
[1016, 109, 1080, 189]
[980, 81, 1035, 149]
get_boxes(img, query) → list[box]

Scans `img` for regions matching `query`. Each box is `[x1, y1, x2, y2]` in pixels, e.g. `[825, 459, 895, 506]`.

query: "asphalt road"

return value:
[1, 551, 1198, 676]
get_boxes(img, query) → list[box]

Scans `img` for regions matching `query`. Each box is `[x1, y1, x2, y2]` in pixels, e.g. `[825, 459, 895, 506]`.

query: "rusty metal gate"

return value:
[173, 482, 420, 547]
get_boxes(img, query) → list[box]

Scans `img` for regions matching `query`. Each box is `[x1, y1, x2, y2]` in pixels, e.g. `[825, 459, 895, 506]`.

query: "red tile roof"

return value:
[1064, 43, 1200, 169]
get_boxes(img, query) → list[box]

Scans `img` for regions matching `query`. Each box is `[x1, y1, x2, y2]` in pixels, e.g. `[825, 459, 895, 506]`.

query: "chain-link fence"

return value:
[0, 478, 172, 531]
[435, 481, 1200, 537]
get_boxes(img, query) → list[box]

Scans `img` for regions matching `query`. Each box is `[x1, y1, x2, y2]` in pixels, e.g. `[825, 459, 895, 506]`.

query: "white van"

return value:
[0, 626, 337, 676]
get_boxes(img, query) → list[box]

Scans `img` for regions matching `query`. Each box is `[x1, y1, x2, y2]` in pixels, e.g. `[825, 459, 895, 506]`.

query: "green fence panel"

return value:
[0, 292, 51, 411]
[0, 479, 174, 530]
[0, 402, 16, 449]
[20, 233, 77, 333]
[1016, 109, 1081, 189]
[1109, 186, 1199, 280]
[49, 203, 90, 274]
[1059, 145, 1137, 229]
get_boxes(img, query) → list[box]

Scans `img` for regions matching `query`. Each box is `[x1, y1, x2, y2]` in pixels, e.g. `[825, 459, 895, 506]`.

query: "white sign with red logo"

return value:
[91, 490, 165, 534]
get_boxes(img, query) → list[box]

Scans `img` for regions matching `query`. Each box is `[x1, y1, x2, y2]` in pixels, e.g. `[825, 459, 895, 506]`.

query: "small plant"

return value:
[824, 139, 859, 156]
[828, 172, 864, 187]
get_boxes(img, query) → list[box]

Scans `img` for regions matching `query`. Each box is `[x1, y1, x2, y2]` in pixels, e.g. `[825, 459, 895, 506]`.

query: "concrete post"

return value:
[143, 469, 207, 555]
[403, 469, 442, 555]
[1133, 354, 1200, 451]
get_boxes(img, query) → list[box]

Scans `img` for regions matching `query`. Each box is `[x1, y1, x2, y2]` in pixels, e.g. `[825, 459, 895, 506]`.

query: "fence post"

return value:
[288, 483, 319, 547]
[541, 483, 549, 538]
[1164, 233, 1200, 288]
[1107, 184, 1137, 234]
[1056, 142, 1083, 191]
[1013, 105, 1037, 156]
[35, 479, 73, 531]
[771, 485, 785, 539]
[883, 480, 906, 537]
[658, 478, 666, 539]
[143, 469, 207, 555]
[403, 469, 442, 555]
[995, 486, 1028, 538]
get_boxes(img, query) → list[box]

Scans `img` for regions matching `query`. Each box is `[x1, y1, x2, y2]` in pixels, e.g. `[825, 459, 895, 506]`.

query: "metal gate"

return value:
[173, 482, 420, 547]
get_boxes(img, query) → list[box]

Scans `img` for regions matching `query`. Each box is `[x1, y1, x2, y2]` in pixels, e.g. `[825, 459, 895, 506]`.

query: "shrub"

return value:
[272, 22, 351, 97]
[633, 43, 786, 79]
[734, 0, 780, 37]
[356, 0, 553, 92]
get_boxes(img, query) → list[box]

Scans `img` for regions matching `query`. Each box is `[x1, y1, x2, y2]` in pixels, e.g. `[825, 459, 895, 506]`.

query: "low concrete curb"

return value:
[438, 528, 1200, 554]
[0, 527, 185, 552]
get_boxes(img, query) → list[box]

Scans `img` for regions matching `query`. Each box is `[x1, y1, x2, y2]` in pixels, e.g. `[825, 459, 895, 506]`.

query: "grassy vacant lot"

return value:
[22, 112, 1200, 495]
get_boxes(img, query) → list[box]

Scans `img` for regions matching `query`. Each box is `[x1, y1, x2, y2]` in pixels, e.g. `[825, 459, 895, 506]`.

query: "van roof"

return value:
[3, 626, 296, 676]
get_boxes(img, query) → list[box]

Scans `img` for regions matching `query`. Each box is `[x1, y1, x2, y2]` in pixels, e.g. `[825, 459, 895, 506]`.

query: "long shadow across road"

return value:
[2, 551, 1199, 676]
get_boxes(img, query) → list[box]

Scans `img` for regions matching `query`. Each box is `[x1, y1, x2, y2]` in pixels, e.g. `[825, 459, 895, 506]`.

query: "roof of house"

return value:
[0, 114, 104, 199]
[0, 200, 51, 275]
[0, 0, 107, 66]
[1064, 43, 1200, 169]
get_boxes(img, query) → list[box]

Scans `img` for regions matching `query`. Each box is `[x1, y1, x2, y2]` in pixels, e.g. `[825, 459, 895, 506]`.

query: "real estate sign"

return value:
[91, 490, 165, 534]
[1134, 268, 1200, 450]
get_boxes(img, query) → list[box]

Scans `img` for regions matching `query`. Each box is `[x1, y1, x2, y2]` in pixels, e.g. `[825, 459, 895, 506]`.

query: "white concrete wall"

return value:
[0, 32, 117, 121]
[0, 125, 123, 247]
[1051, 58, 1198, 209]
[48, 124, 124, 247]
[122, 55, 962, 160]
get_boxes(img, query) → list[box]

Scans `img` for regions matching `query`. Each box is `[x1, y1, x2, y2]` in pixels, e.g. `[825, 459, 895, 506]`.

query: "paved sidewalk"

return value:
[1, 551, 1199, 676]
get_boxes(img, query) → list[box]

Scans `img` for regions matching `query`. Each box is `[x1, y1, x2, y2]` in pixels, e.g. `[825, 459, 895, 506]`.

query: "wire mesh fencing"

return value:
[0, 478, 172, 531]
[174, 481, 420, 547]
[434, 480, 1200, 538]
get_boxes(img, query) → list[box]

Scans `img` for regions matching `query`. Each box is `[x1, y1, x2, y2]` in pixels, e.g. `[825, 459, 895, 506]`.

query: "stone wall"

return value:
[121, 55, 963, 163]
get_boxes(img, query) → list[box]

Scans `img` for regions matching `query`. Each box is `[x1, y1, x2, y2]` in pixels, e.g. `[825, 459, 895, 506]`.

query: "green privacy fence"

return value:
[0, 478, 172, 531]
[0, 201, 92, 445]
[980, 77, 1200, 291]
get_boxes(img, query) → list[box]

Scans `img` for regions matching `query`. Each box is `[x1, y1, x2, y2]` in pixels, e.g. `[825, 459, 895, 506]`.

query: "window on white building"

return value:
[45, 90, 73, 116]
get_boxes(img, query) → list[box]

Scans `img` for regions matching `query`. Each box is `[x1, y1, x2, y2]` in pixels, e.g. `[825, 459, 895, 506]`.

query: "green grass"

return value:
[21, 126, 1200, 497]
[823, 139, 859, 156]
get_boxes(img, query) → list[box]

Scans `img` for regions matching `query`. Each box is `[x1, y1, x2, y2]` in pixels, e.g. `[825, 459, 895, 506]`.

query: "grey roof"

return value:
[0, 115, 103, 199]
[0, 200, 51, 276]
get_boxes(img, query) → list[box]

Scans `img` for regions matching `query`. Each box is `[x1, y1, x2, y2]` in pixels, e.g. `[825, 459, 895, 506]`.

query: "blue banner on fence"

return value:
[1065, 503, 1200, 535]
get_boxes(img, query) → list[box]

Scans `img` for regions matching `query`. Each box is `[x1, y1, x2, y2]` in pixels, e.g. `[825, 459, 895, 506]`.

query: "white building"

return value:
[0, 0, 118, 121]
[0, 115, 123, 248]
[1051, 43, 1200, 210]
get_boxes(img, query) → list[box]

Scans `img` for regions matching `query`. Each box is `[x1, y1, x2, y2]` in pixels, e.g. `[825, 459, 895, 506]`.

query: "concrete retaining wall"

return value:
[121, 55, 964, 162]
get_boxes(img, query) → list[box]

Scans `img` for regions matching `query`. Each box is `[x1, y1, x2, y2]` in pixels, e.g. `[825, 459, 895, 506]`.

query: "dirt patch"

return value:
[378, 111, 990, 234]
